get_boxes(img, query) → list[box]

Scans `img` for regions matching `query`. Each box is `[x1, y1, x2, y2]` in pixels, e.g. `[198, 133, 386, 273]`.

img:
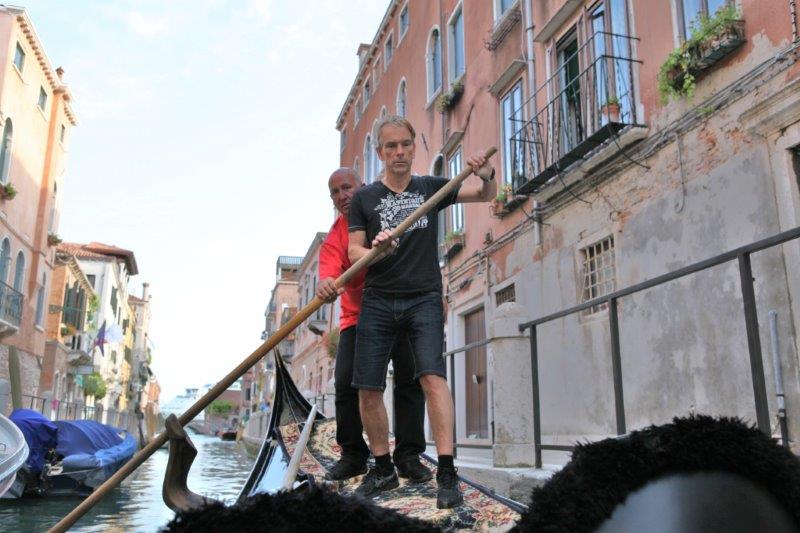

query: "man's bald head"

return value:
[328, 167, 362, 216]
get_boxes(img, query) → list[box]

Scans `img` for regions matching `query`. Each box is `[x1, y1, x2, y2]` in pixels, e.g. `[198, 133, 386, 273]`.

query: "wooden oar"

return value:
[49, 146, 497, 532]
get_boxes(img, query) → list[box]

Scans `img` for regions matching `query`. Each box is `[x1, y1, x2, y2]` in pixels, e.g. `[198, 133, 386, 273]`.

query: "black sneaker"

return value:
[354, 466, 399, 498]
[325, 459, 367, 481]
[436, 467, 463, 509]
[396, 457, 433, 483]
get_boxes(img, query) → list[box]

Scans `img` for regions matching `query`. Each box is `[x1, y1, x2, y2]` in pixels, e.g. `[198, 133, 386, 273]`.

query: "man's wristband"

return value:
[479, 168, 496, 182]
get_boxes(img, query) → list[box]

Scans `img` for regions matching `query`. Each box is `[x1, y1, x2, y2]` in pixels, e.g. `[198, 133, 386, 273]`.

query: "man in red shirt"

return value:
[316, 167, 431, 483]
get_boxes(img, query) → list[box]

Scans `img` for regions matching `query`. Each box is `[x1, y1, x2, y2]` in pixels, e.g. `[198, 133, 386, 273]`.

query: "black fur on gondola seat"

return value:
[163, 483, 441, 532]
[512, 415, 800, 532]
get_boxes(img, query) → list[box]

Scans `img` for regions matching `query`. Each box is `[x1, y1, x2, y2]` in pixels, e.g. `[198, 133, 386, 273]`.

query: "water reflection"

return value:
[0, 432, 255, 532]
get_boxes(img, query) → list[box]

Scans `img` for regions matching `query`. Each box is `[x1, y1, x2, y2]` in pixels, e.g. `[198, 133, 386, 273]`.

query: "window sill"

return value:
[12, 64, 24, 82]
[486, 2, 522, 51]
[35, 324, 45, 333]
[425, 88, 443, 110]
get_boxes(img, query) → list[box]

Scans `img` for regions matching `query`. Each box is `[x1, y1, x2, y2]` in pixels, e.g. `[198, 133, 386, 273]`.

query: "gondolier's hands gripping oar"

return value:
[48, 145, 496, 533]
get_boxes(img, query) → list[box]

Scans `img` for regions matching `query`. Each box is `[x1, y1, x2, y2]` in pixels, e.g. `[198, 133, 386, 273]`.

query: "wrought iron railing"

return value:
[511, 30, 641, 194]
[0, 280, 23, 328]
[518, 226, 800, 468]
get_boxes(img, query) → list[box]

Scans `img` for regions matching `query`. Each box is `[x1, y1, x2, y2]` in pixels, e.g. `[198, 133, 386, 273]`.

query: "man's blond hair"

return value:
[376, 115, 416, 147]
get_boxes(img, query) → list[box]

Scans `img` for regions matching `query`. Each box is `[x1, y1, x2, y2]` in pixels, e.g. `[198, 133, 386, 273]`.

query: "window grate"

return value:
[495, 284, 516, 306]
[580, 236, 616, 315]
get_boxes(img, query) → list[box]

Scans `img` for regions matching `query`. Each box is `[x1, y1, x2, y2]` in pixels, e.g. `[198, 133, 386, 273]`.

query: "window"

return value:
[13, 42, 24, 73]
[580, 236, 616, 315]
[677, 0, 731, 40]
[495, 0, 517, 20]
[364, 134, 375, 184]
[495, 284, 516, 305]
[87, 274, 96, 289]
[0, 238, 10, 283]
[426, 28, 443, 100]
[340, 129, 346, 154]
[396, 79, 407, 117]
[448, 6, 465, 81]
[448, 149, 464, 232]
[12, 251, 24, 292]
[0, 118, 13, 184]
[60, 124, 66, 143]
[374, 57, 382, 84]
[399, 4, 409, 39]
[354, 97, 362, 123]
[111, 286, 118, 312]
[501, 81, 525, 188]
[363, 79, 371, 106]
[385, 34, 394, 67]
[35, 273, 47, 326]
[38, 86, 48, 112]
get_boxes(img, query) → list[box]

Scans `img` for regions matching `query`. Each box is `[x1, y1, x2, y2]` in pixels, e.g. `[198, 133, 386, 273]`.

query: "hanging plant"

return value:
[435, 80, 464, 113]
[47, 232, 63, 246]
[0, 182, 17, 200]
[326, 326, 340, 359]
[658, 6, 743, 103]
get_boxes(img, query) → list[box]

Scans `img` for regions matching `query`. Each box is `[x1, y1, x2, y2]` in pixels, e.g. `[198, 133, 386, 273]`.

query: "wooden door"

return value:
[464, 308, 488, 439]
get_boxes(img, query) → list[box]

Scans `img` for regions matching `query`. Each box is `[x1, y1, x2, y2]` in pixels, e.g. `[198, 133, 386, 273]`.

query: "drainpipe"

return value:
[768, 310, 791, 449]
[791, 0, 799, 42]
[523, 0, 543, 245]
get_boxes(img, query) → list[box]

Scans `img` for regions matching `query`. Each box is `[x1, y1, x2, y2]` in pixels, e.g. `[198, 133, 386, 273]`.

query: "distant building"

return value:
[62, 242, 138, 425]
[0, 6, 78, 409]
[40, 247, 95, 418]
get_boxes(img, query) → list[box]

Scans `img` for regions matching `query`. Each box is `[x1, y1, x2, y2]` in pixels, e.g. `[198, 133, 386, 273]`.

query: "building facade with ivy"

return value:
[335, 0, 800, 468]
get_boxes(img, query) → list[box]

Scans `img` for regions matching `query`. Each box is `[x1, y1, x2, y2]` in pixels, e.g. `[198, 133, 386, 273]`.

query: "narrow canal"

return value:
[0, 432, 255, 532]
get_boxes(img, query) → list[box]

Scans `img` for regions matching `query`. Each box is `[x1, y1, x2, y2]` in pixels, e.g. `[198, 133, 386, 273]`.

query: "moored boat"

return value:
[6, 409, 137, 498]
[0, 412, 29, 497]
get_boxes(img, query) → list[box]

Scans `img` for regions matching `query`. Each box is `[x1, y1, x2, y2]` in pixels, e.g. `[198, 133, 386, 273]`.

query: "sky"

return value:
[21, 0, 389, 402]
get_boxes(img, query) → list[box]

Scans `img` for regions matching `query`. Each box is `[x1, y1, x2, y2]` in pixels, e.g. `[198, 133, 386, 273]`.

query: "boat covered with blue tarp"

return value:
[6, 411, 137, 498]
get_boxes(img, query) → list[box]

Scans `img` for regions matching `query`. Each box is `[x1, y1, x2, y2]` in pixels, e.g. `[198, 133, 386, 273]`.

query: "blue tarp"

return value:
[53, 420, 123, 457]
[9, 409, 58, 474]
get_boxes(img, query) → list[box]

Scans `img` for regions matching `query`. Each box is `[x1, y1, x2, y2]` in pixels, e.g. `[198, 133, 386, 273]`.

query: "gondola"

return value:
[164, 351, 526, 531]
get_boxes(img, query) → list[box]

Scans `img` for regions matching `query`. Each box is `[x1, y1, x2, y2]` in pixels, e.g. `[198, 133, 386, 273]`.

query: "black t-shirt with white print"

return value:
[348, 175, 460, 294]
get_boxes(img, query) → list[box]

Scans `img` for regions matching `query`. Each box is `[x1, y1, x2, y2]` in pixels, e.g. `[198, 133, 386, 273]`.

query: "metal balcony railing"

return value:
[0, 280, 23, 329]
[511, 30, 642, 195]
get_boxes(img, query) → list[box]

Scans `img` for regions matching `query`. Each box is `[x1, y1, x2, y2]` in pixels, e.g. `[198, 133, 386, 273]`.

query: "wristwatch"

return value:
[478, 168, 495, 182]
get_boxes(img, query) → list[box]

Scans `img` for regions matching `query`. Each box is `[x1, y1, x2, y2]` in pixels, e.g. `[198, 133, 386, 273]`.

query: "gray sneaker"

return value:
[354, 466, 399, 498]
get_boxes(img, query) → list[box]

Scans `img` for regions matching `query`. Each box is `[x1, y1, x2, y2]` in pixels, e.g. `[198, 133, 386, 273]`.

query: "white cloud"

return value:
[250, 0, 272, 24]
[124, 11, 169, 37]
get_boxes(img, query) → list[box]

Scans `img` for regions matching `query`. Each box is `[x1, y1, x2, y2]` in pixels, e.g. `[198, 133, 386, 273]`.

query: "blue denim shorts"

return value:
[352, 289, 446, 391]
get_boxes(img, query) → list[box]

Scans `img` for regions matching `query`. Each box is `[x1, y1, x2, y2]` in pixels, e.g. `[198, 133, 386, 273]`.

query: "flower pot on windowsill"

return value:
[0, 182, 17, 201]
[441, 231, 465, 259]
[600, 101, 621, 123]
[47, 233, 63, 246]
[695, 19, 745, 69]
[435, 80, 464, 114]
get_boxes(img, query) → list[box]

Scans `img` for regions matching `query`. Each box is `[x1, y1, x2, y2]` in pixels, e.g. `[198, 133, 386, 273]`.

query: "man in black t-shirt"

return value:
[348, 116, 496, 509]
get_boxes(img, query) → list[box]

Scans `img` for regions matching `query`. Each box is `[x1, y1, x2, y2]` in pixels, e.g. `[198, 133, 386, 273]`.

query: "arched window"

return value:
[372, 113, 386, 180]
[0, 118, 12, 184]
[426, 28, 442, 100]
[35, 272, 46, 326]
[0, 238, 10, 284]
[353, 156, 360, 177]
[13, 251, 24, 292]
[364, 135, 374, 184]
[396, 79, 407, 117]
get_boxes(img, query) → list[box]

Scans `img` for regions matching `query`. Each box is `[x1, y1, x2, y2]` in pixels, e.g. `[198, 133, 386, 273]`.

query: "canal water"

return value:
[0, 432, 255, 532]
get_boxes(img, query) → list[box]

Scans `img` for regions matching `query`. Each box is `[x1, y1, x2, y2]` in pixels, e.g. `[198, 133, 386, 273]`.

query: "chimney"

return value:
[142, 282, 150, 301]
[357, 43, 371, 67]
[56, 66, 64, 81]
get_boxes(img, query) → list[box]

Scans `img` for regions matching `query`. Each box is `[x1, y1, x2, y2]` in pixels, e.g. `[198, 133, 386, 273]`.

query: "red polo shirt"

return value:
[319, 214, 365, 331]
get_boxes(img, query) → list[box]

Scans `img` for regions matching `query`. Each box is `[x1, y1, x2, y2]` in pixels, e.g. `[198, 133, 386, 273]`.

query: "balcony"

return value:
[0, 280, 23, 336]
[511, 31, 643, 195]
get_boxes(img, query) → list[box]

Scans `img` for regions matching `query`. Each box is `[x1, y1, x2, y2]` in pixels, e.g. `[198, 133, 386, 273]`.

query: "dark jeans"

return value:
[335, 325, 425, 465]
[352, 289, 446, 390]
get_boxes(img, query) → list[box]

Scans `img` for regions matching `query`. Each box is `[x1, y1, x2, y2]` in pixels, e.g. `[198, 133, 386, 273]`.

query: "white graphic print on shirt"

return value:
[375, 191, 428, 234]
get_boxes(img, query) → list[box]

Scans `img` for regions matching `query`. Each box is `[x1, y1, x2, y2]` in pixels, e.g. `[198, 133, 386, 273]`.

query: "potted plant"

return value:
[658, 6, 744, 103]
[0, 182, 17, 201]
[600, 96, 621, 123]
[435, 80, 464, 113]
[47, 232, 62, 246]
[491, 184, 514, 216]
[441, 229, 465, 258]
